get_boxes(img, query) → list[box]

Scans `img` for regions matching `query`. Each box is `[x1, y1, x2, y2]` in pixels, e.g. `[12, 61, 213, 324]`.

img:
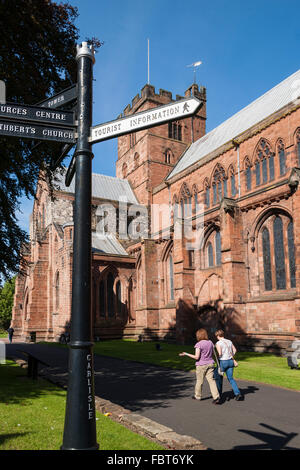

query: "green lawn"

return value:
[0, 360, 164, 451]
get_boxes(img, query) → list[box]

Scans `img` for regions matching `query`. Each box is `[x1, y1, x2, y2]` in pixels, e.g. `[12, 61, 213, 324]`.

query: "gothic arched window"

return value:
[207, 242, 214, 267]
[277, 139, 286, 176]
[212, 164, 226, 205]
[204, 179, 210, 208]
[254, 139, 274, 186]
[260, 214, 296, 292]
[164, 149, 172, 164]
[245, 157, 252, 191]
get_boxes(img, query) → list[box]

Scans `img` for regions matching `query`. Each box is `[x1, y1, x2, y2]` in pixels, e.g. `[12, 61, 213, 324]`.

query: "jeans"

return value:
[220, 359, 240, 396]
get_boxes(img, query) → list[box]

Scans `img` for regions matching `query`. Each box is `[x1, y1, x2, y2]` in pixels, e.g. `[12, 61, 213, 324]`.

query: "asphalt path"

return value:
[4, 341, 300, 450]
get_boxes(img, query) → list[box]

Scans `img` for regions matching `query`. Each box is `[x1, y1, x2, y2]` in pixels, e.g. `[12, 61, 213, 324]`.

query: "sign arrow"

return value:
[0, 119, 76, 143]
[0, 102, 75, 126]
[90, 96, 202, 144]
[36, 84, 77, 109]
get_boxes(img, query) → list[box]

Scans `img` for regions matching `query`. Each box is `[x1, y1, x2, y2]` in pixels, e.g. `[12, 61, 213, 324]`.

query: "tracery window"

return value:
[98, 271, 122, 318]
[254, 139, 274, 186]
[212, 164, 227, 205]
[179, 182, 191, 218]
[260, 214, 296, 292]
[205, 230, 221, 268]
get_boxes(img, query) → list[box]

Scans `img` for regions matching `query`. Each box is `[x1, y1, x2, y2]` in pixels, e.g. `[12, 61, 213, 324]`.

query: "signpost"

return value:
[37, 84, 77, 109]
[2, 41, 202, 451]
[90, 96, 202, 144]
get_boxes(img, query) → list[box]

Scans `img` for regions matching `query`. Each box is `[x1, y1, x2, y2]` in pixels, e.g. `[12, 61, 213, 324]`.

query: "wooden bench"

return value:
[17, 350, 50, 380]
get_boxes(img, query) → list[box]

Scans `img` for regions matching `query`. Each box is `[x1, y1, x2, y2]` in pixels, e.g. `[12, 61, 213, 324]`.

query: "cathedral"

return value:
[12, 69, 300, 353]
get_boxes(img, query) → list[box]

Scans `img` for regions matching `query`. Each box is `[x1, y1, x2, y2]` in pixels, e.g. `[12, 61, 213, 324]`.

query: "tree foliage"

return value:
[0, 276, 16, 329]
[0, 0, 100, 278]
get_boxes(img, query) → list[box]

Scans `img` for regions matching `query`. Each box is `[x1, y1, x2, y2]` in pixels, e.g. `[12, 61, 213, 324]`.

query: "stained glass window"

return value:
[213, 184, 217, 205]
[208, 242, 214, 267]
[255, 161, 260, 186]
[215, 232, 221, 266]
[205, 187, 210, 208]
[262, 228, 272, 291]
[262, 158, 268, 183]
[231, 174, 236, 196]
[288, 222, 296, 288]
[224, 179, 228, 197]
[269, 155, 275, 180]
[278, 141, 286, 175]
[273, 217, 286, 290]
[169, 255, 174, 300]
[246, 166, 251, 190]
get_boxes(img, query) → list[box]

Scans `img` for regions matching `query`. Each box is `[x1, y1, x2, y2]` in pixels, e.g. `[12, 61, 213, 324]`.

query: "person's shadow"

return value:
[234, 423, 299, 450]
[220, 385, 259, 402]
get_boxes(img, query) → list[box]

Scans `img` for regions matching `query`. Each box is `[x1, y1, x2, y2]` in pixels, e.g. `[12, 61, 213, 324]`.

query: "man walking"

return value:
[7, 326, 14, 344]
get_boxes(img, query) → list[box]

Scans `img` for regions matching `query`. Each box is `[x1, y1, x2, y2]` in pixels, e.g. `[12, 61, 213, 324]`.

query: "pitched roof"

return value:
[54, 170, 139, 204]
[167, 68, 300, 180]
[92, 233, 128, 256]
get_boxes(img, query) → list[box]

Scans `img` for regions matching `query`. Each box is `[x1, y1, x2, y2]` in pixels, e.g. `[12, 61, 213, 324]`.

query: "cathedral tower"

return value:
[116, 83, 207, 206]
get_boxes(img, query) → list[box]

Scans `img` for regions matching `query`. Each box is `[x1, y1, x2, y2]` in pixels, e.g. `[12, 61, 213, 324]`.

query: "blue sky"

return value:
[16, 0, 300, 232]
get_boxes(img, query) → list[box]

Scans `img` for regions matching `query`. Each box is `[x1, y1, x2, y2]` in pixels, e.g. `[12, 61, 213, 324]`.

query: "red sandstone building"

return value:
[12, 69, 300, 352]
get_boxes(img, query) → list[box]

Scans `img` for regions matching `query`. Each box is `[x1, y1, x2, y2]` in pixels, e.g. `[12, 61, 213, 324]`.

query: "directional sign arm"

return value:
[51, 143, 75, 170]
[90, 97, 202, 144]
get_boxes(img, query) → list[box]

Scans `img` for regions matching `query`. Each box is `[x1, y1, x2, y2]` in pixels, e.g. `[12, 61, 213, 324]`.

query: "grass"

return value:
[0, 329, 7, 338]
[0, 360, 164, 451]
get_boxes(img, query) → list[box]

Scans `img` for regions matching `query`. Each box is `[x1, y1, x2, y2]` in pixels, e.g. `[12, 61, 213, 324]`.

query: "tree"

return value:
[0, 276, 16, 329]
[0, 0, 101, 278]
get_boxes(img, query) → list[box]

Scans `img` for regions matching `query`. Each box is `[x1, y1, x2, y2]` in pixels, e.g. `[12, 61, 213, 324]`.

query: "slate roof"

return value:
[55, 170, 139, 204]
[167, 68, 300, 180]
[92, 232, 128, 256]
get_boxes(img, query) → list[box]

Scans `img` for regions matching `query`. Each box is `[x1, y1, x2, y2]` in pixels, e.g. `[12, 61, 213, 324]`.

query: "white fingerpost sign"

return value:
[90, 96, 202, 144]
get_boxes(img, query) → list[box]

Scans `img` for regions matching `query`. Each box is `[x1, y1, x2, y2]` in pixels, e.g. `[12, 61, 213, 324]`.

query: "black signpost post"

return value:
[61, 42, 98, 451]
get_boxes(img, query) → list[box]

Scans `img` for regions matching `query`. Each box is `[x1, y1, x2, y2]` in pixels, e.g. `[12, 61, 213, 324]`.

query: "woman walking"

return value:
[215, 329, 243, 401]
[179, 328, 221, 404]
